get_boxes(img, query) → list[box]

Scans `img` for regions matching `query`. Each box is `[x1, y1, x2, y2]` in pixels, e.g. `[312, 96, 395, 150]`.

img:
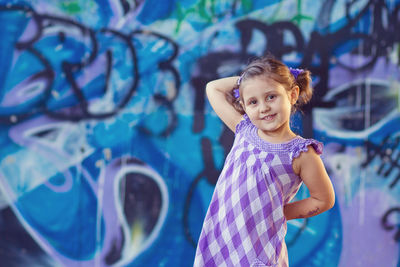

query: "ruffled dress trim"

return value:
[292, 138, 323, 158]
[235, 114, 323, 156]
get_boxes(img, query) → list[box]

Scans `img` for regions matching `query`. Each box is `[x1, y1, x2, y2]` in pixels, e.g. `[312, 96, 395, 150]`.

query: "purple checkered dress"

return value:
[194, 114, 323, 267]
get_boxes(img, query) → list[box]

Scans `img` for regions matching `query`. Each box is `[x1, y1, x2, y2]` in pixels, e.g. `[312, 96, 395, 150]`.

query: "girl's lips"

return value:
[261, 114, 276, 121]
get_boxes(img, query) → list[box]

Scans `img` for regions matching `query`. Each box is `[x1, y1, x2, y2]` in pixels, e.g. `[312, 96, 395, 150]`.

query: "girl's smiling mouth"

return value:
[261, 114, 276, 121]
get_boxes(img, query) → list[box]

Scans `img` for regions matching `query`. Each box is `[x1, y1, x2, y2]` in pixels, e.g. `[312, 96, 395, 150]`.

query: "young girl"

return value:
[193, 56, 335, 267]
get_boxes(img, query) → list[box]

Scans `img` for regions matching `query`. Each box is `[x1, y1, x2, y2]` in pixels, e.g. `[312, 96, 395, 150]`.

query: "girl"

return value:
[193, 56, 335, 267]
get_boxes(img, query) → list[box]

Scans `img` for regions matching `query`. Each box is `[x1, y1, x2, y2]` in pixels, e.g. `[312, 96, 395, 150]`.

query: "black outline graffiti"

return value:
[382, 207, 400, 241]
[362, 135, 400, 189]
[0, 4, 138, 122]
[0, 4, 181, 129]
[119, 0, 144, 15]
[1, 5, 182, 137]
[131, 29, 181, 137]
[362, 133, 400, 242]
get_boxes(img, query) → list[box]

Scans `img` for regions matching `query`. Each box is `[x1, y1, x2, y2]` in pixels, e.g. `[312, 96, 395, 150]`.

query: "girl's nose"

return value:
[260, 102, 270, 113]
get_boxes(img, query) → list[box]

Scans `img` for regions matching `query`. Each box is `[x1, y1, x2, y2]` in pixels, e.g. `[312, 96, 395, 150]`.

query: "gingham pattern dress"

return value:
[194, 114, 323, 267]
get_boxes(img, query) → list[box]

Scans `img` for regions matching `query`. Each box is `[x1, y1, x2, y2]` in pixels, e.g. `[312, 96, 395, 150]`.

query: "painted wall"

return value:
[0, 0, 399, 266]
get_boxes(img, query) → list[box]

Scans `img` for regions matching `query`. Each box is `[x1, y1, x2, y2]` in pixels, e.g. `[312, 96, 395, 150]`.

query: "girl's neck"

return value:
[257, 128, 297, 144]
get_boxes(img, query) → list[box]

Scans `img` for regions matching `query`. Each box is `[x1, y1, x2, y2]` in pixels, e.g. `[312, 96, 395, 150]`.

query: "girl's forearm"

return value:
[283, 196, 333, 220]
[206, 76, 239, 94]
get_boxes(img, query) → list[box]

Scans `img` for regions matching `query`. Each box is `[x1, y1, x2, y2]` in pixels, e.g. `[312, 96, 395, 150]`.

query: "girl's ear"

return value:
[290, 86, 300, 105]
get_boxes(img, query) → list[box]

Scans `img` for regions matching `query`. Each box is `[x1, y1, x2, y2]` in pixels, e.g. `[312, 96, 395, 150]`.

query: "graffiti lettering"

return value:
[382, 207, 400, 241]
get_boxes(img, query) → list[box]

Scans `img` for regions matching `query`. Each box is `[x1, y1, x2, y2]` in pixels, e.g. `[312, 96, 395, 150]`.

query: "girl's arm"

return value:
[284, 146, 335, 220]
[206, 77, 244, 132]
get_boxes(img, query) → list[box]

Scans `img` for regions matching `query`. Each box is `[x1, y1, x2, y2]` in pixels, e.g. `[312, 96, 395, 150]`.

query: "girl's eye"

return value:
[267, 95, 276, 100]
[249, 99, 257, 105]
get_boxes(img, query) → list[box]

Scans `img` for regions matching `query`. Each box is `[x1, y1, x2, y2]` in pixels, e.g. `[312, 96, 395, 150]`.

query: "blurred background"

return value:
[0, 0, 399, 266]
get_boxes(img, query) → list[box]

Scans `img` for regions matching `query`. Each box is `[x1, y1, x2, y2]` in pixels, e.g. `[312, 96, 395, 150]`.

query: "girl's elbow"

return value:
[206, 81, 217, 91]
[317, 194, 335, 212]
[323, 184, 336, 211]
[205, 83, 212, 93]
[324, 194, 335, 211]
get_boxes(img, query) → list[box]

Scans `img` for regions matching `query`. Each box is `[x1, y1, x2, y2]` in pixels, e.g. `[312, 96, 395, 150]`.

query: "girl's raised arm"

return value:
[206, 77, 244, 132]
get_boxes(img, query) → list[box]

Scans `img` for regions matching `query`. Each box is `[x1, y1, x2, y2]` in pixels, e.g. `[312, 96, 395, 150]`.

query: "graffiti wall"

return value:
[0, 0, 399, 266]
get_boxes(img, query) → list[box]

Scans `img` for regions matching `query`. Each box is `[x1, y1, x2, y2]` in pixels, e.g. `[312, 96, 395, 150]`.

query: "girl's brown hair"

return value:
[226, 56, 313, 114]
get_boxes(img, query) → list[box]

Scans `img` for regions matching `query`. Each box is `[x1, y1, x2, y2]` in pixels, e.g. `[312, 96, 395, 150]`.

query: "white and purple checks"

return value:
[194, 114, 323, 267]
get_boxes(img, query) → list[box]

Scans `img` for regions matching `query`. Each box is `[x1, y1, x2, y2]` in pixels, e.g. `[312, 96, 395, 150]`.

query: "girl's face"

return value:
[240, 76, 299, 141]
